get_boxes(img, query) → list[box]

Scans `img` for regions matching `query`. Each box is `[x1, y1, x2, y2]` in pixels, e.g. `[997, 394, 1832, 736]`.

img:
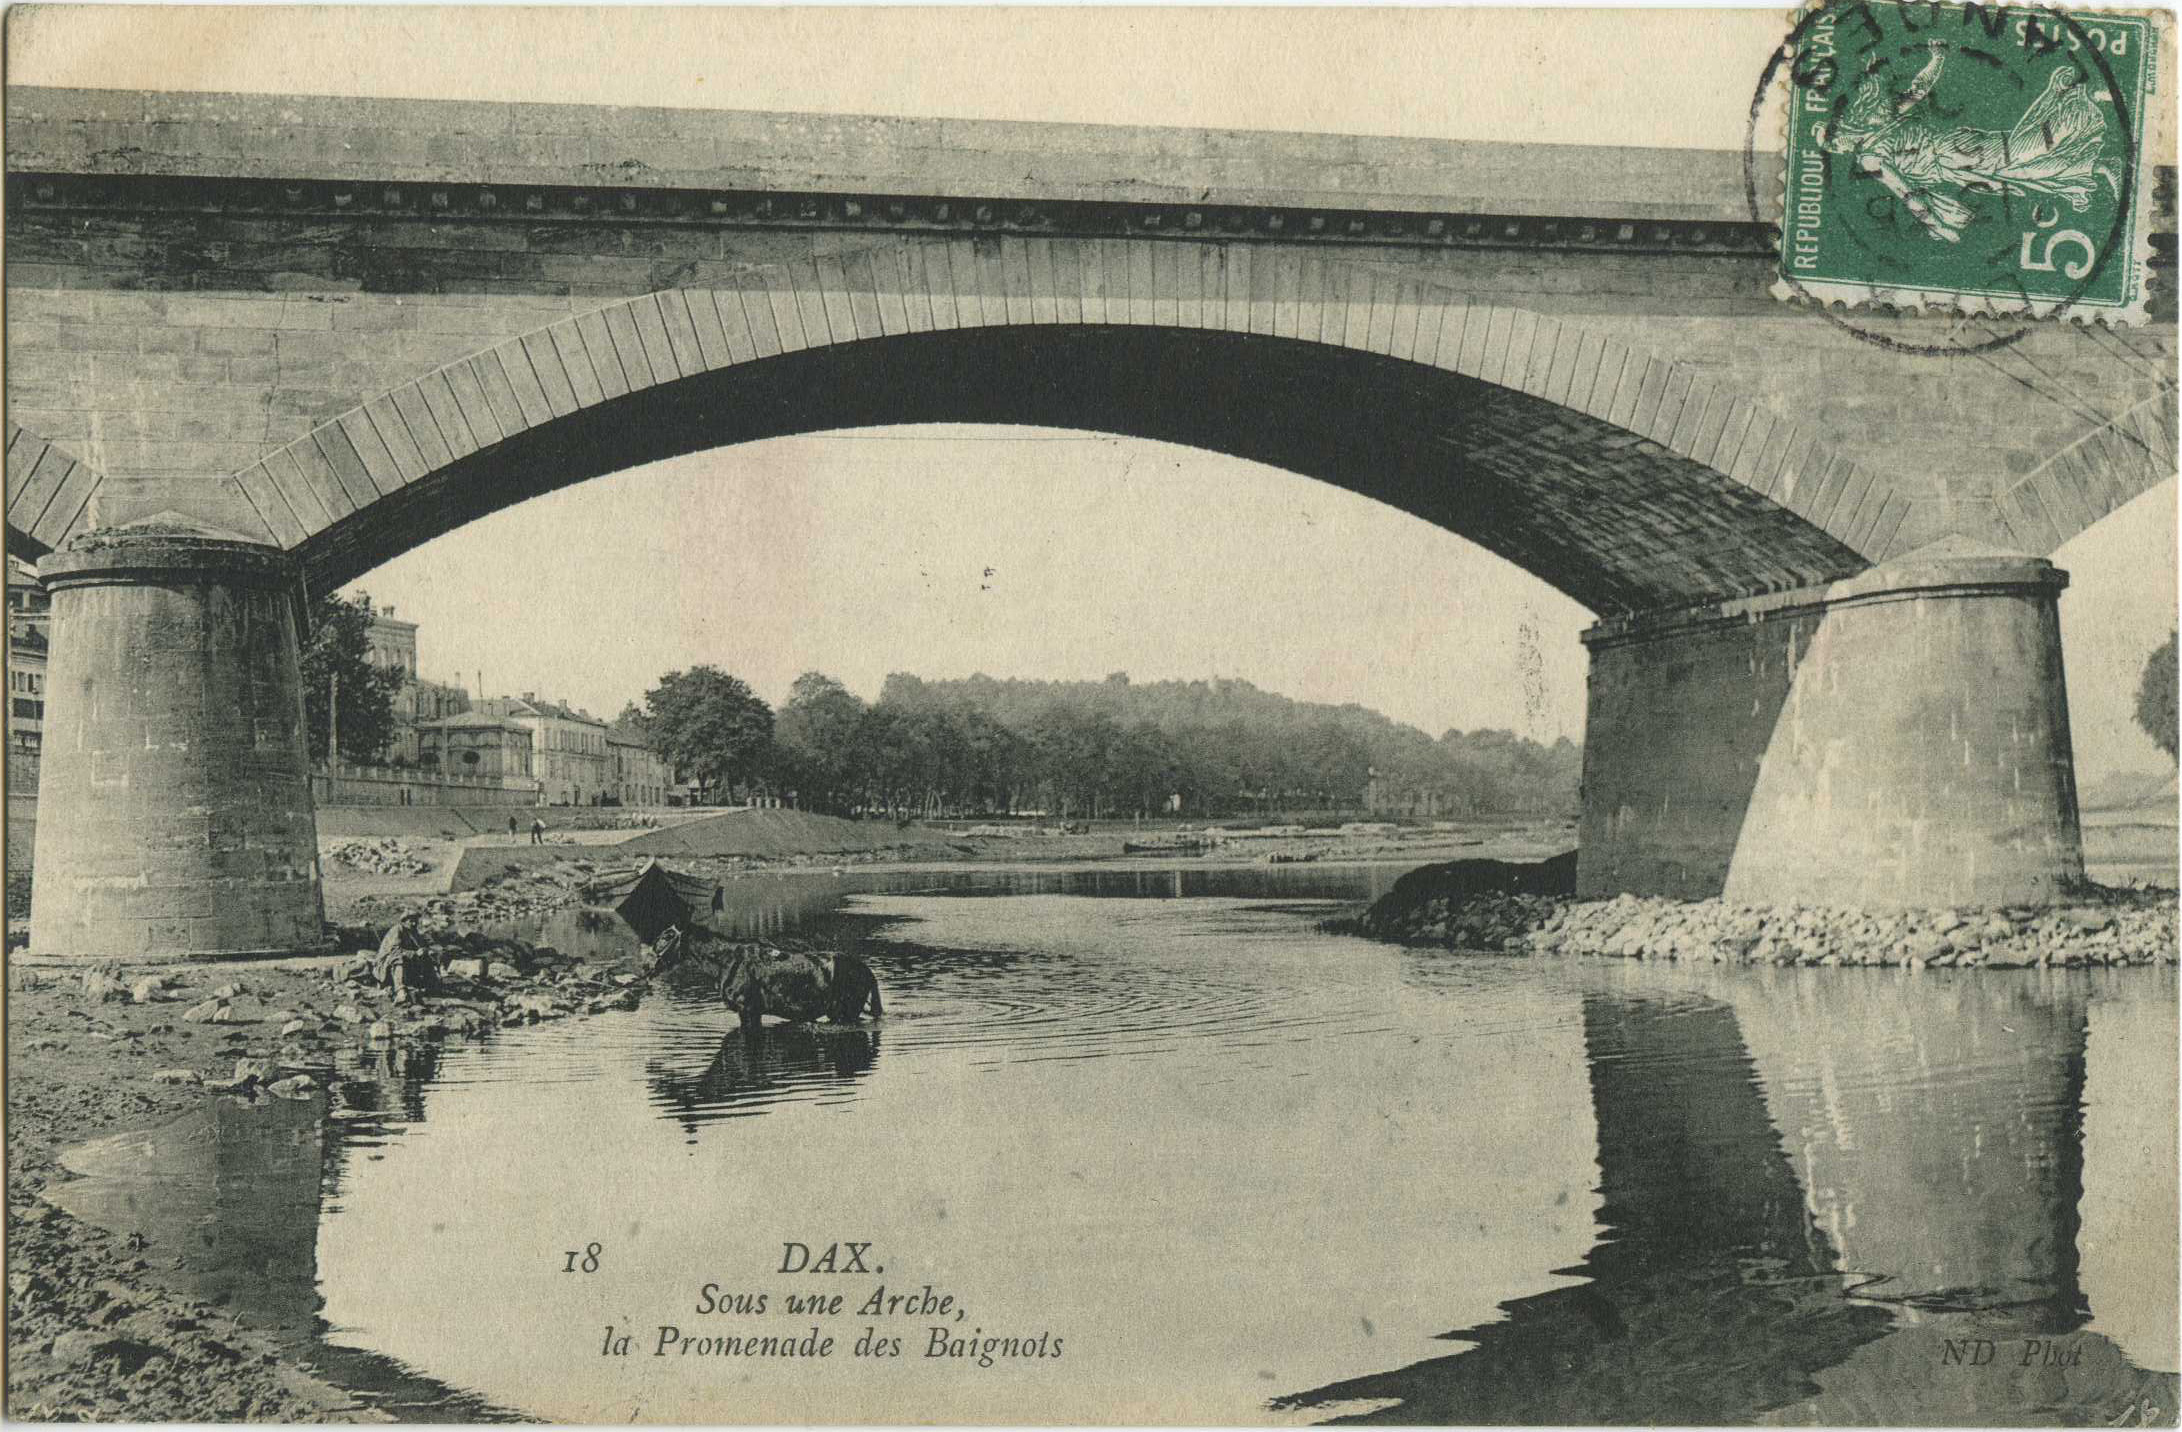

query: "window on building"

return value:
[12, 697, 41, 720]
[462, 750, 481, 766]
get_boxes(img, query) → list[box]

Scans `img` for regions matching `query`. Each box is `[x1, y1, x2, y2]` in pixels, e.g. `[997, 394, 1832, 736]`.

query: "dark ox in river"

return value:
[642, 926, 884, 1032]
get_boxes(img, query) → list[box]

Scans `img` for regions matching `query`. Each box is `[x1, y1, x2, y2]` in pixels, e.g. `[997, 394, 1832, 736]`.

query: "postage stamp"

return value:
[1776, 1, 2161, 323]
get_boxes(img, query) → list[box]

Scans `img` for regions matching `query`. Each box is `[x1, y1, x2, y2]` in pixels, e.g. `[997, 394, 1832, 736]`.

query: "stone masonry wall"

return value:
[8, 205, 2172, 567]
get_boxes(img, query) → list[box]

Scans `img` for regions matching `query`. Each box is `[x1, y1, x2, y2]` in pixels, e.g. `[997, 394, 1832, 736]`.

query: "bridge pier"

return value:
[28, 524, 326, 962]
[1578, 543, 2085, 908]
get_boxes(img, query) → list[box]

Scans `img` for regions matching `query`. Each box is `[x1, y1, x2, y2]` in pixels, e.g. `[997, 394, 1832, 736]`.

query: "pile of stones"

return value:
[348, 860, 601, 928]
[1354, 883, 2177, 968]
[1346, 891, 1566, 951]
[325, 838, 434, 875]
[1529, 890, 2176, 967]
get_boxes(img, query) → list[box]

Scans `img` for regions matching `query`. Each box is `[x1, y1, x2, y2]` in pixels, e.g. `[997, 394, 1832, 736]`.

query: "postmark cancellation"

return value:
[1775, 1, 2165, 324]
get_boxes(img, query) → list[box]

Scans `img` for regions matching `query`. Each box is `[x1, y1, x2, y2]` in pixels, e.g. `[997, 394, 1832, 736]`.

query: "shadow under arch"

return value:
[203, 239, 1883, 615]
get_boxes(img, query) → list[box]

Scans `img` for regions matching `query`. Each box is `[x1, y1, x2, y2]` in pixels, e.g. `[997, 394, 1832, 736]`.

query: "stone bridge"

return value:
[7, 87, 2176, 958]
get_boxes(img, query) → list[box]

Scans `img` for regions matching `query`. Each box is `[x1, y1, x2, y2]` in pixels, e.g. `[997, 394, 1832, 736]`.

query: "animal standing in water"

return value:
[642, 925, 883, 1032]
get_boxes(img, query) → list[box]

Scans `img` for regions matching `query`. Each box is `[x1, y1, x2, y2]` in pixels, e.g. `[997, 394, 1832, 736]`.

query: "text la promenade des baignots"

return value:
[595, 1242, 1067, 1369]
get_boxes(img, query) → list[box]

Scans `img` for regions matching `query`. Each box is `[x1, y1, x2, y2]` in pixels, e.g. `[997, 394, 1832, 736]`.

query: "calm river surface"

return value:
[57, 864, 2182, 1424]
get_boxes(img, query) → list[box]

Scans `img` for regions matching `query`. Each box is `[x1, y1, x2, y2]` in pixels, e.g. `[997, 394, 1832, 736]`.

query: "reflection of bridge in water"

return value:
[1282, 974, 2179, 1425]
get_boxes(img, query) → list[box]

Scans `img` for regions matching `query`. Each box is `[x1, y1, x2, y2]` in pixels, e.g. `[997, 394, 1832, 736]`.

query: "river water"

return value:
[50, 864, 2182, 1424]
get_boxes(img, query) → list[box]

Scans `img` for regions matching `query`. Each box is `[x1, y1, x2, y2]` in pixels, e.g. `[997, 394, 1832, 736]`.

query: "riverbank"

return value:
[1345, 856, 2178, 968]
[320, 818, 1564, 931]
[4, 931, 638, 1419]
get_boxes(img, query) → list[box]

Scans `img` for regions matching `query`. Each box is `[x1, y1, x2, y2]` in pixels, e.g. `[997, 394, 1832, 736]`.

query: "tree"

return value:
[301, 591, 402, 764]
[643, 666, 774, 803]
[612, 702, 652, 737]
[2136, 630, 2178, 762]
[773, 672, 867, 813]
[851, 704, 926, 816]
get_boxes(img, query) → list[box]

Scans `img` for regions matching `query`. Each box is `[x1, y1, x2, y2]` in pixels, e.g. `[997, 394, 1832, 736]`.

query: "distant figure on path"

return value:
[530, 818, 546, 845]
[508, 814, 519, 839]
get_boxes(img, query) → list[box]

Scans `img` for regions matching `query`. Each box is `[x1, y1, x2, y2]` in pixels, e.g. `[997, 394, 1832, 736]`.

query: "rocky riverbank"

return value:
[1343, 854, 2178, 968]
[6, 923, 643, 1420]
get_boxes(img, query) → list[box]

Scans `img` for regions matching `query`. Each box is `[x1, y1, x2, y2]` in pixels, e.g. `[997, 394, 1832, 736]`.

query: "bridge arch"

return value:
[196, 236, 1891, 614]
[20, 237, 2096, 961]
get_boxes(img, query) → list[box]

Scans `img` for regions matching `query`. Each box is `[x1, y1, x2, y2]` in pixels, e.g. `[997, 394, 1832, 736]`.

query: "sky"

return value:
[346, 435, 2174, 775]
[13, 6, 2178, 773]
[336, 427, 1598, 742]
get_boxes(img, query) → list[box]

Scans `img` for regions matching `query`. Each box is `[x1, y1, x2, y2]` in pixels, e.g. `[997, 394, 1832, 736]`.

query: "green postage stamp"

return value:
[1777, 1, 2161, 323]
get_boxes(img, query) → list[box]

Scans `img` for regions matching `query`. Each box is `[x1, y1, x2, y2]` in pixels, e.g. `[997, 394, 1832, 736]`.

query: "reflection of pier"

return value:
[43, 1062, 549, 1418]
[1284, 979, 2178, 1425]
[48, 1093, 332, 1330]
[1284, 993, 1892, 1423]
[1726, 973, 2090, 1319]
[41, 1044, 448, 1333]
[1721, 973, 2179, 1424]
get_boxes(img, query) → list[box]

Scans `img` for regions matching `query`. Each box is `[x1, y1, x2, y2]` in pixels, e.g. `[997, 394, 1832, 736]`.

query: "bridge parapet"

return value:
[5, 85, 1765, 222]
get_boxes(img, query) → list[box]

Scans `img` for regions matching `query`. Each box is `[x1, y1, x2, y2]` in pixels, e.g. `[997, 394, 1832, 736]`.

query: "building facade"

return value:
[608, 731, 673, 807]
[387, 675, 471, 765]
[477, 694, 611, 805]
[365, 607, 472, 766]
[8, 627, 45, 764]
[7, 557, 48, 765]
[419, 711, 535, 781]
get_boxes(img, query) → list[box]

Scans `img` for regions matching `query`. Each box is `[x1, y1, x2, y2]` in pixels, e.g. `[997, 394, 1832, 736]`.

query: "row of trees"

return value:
[627, 666, 1581, 820]
[298, 594, 2182, 810]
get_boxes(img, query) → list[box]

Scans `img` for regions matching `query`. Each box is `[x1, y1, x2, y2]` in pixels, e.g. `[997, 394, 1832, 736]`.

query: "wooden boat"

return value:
[578, 858, 725, 945]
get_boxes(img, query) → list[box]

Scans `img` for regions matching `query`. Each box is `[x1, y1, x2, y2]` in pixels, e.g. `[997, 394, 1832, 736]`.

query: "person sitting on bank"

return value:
[373, 912, 438, 1002]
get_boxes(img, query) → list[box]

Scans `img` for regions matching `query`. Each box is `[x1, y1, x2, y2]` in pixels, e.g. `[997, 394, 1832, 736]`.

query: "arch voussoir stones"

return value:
[240, 234, 1897, 612]
[5, 423, 107, 557]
